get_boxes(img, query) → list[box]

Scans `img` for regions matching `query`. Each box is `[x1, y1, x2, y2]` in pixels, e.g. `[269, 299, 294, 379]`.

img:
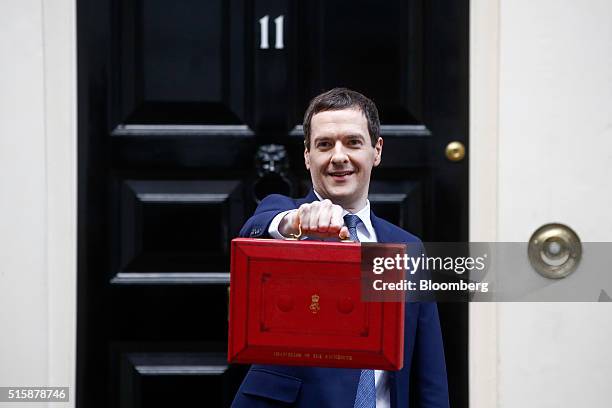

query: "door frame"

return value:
[469, 0, 500, 407]
[52, 1, 500, 407]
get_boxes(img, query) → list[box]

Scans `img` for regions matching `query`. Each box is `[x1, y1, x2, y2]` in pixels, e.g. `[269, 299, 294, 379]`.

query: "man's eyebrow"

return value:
[344, 133, 367, 140]
[313, 136, 332, 142]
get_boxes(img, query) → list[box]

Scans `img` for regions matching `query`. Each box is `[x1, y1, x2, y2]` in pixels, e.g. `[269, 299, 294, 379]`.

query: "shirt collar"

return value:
[312, 190, 375, 240]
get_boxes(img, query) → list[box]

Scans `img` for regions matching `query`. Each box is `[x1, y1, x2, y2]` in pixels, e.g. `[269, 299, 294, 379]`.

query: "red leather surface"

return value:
[228, 238, 405, 370]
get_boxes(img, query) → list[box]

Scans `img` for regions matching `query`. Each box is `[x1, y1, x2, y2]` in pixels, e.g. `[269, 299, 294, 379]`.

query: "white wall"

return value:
[0, 0, 76, 407]
[471, 0, 612, 407]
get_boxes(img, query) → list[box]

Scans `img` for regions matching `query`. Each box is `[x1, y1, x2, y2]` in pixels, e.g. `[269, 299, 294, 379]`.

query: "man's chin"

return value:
[319, 187, 355, 203]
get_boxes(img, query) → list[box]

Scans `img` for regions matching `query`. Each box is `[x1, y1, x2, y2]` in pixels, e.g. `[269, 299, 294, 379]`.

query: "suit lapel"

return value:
[371, 210, 407, 408]
[370, 211, 393, 243]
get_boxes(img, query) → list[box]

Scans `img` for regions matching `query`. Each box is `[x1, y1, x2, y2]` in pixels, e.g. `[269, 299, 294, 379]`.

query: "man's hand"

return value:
[279, 199, 350, 240]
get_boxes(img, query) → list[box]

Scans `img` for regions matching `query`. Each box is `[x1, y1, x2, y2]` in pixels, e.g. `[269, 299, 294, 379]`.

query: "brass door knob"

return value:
[445, 141, 466, 162]
[528, 223, 582, 279]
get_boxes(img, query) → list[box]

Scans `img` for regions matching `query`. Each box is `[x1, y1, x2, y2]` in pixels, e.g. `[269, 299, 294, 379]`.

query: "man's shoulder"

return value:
[257, 193, 315, 211]
[257, 194, 301, 211]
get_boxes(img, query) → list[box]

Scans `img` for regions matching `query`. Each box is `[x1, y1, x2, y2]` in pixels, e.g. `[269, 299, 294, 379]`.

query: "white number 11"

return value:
[259, 14, 284, 50]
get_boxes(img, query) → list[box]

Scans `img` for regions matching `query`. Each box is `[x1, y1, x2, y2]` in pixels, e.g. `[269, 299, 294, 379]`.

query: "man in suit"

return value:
[232, 88, 449, 407]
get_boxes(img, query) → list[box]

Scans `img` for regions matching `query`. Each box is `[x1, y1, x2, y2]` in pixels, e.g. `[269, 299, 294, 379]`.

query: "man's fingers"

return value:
[317, 213, 331, 233]
[288, 209, 300, 229]
[339, 226, 350, 240]
[308, 203, 321, 232]
[329, 205, 344, 233]
[297, 201, 350, 239]
[298, 203, 320, 234]
[297, 204, 311, 232]
[316, 200, 335, 233]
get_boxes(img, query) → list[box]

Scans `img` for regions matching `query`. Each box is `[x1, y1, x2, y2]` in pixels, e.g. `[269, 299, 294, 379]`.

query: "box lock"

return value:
[528, 223, 582, 279]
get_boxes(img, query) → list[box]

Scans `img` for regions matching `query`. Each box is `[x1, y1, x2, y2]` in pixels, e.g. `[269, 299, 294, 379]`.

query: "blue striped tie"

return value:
[343, 214, 375, 407]
[343, 214, 361, 242]
[354, 368, 376, 408]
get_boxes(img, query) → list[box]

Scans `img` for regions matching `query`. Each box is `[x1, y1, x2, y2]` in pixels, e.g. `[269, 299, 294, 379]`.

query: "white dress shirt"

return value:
[268, 191, 391, 408]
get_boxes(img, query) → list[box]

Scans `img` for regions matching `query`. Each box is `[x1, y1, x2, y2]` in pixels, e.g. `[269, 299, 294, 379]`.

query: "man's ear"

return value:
[304, 146, 311, 170]
[373, 137, 383, 167]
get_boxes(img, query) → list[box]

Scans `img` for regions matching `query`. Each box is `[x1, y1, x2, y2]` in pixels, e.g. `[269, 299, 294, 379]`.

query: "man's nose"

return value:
[330, 141, 349, 164]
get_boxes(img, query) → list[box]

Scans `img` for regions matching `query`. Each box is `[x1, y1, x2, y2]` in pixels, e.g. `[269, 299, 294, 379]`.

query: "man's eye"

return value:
[317, 141, 330, 148]
[348, 139, 362, 146]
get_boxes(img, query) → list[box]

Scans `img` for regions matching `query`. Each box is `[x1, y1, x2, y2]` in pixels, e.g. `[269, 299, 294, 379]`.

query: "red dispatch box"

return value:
[228, 238, 406, 370]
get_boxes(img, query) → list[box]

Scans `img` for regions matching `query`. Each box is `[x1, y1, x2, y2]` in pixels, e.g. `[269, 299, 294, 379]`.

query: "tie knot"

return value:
[343, 214, 361, 229]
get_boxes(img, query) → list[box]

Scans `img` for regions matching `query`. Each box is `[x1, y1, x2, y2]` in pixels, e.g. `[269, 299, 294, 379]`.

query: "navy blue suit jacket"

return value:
[232, 191, 449, 408]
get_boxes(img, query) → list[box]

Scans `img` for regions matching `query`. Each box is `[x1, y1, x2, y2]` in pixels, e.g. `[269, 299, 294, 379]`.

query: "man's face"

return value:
[304, 108, 383, 211]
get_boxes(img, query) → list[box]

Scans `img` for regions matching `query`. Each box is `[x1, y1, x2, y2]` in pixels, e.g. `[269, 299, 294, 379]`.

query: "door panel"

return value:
[116, 0, 249, 125]
[293, 0, 424, 127]
[115, 180, 243, 277]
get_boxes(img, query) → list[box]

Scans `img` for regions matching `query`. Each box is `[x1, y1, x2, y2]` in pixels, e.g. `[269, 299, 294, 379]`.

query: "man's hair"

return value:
[303, 87, 380, 150]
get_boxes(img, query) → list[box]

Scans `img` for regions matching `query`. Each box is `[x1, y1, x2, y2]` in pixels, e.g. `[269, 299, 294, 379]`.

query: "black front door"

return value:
[77, 1, 468, 406]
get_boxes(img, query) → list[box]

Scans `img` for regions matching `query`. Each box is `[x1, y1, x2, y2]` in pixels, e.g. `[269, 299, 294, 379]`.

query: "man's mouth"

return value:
[328, 170, 355, 180]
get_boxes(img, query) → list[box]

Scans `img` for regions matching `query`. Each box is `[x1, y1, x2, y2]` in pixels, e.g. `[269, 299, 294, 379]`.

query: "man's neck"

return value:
[312, 190, 367, 214]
